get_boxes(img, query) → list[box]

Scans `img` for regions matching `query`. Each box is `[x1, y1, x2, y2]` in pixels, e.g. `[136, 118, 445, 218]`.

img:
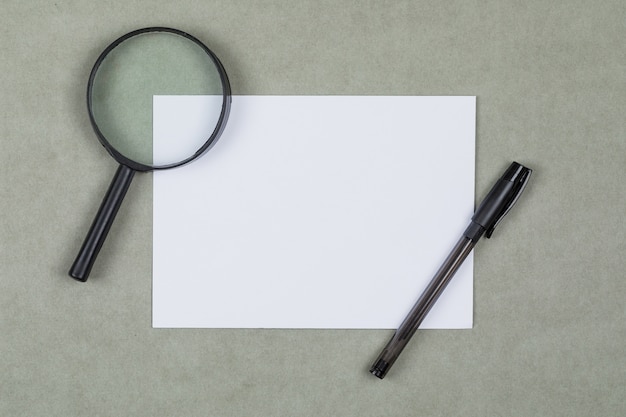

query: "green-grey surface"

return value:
[1, 1, 624, 416]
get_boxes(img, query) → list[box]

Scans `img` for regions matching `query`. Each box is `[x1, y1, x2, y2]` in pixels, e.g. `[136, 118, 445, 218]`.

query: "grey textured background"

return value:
[1, 1, 625, 416]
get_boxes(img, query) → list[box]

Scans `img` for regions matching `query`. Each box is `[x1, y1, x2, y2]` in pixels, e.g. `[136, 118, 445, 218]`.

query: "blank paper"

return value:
[153, 96, 475, 329]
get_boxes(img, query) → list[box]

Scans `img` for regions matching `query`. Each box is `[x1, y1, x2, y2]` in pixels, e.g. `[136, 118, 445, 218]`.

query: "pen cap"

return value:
[471, 162, 532, 238]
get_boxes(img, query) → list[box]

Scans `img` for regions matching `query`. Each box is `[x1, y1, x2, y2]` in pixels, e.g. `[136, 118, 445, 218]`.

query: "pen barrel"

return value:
[370, 236, 475, 379]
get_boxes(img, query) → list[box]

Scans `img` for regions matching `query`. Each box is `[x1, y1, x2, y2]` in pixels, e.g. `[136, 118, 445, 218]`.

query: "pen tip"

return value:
[369, 359, 390, 379]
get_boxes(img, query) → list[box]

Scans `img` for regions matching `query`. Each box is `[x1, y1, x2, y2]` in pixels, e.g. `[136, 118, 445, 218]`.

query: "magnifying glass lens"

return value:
[90, 31, 224, 167]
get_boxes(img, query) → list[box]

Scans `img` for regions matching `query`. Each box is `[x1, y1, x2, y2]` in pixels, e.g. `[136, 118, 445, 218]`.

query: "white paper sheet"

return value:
[153, 96, 475, 329]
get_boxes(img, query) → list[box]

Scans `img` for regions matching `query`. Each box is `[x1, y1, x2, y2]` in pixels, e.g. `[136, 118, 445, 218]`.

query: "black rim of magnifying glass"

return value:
[86, 26, 232, 172]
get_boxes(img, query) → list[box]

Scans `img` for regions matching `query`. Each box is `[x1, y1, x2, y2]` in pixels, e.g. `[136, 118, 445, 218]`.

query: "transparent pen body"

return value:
[370, 236, 476, 379]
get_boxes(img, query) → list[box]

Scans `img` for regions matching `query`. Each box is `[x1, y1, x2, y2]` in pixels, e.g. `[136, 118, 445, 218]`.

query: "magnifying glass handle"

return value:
[69, 164, 135, 282]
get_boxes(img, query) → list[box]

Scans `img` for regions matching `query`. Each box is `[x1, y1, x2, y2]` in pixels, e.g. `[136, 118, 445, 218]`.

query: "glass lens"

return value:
[90, 31, 225, 167]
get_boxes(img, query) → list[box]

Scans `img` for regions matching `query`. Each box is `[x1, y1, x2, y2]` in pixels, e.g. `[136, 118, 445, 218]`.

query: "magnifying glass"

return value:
[69, 27, 231, 282]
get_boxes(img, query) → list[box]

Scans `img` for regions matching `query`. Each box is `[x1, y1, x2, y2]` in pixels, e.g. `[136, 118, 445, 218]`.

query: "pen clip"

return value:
[485, 164, 532, 238]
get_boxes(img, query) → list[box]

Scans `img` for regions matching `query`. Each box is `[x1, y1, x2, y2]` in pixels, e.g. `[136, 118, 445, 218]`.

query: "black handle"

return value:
[69, 164, 135, 282]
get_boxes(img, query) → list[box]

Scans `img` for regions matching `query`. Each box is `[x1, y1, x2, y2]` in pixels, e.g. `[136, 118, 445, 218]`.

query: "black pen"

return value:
[370, 161, 532, 379]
